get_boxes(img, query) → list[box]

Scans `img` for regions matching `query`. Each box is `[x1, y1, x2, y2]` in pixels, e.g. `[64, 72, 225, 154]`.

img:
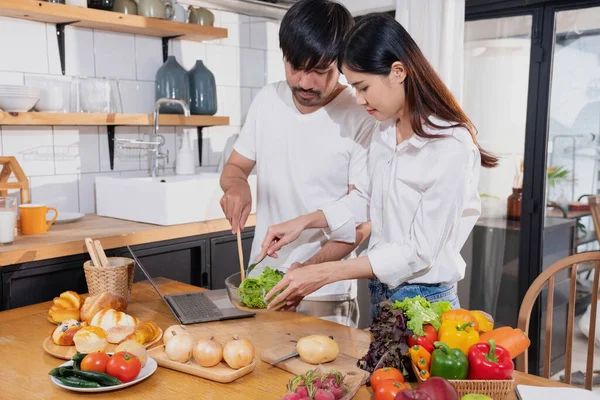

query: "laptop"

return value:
[127, 246, 255, 325]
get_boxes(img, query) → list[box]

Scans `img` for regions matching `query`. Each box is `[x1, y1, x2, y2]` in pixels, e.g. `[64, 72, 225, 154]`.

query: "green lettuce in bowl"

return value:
[237, 267, 284, 308]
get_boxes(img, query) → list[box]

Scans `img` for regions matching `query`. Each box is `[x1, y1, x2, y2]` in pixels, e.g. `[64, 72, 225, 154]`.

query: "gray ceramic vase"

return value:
[188, 60, 217, 116]
[155, 56, 190, 114]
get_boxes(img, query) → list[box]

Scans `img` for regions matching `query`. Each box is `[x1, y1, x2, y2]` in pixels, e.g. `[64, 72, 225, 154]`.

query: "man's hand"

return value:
[220, 180, 252, 234]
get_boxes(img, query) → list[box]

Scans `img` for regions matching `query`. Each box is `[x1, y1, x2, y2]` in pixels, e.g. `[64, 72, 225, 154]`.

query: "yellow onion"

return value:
[165, 331, 194, 363]
[223, 335, 255, 369]
[193, 337, 223, 367]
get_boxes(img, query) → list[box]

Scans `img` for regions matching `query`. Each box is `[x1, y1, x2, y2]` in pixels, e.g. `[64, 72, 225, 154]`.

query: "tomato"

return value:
[106, 351, 142, 383]
[374, 380, 407, 400]
[80, 352, 110, 373]
[371, 367, 404, 391]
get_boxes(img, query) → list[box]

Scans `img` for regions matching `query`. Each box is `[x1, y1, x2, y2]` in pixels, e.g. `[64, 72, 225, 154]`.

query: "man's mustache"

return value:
[292, 88, 321, 96]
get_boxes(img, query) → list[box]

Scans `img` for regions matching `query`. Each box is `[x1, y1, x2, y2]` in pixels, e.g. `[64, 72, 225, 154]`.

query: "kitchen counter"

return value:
[0, 214, 256, 267]
[0, 278, 571, 399]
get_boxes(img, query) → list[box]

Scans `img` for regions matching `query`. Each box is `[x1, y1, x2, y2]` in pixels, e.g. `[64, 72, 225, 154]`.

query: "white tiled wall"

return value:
[0, 10, 284, 213]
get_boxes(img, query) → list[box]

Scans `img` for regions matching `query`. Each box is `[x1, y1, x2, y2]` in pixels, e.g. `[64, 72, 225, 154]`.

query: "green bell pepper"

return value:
[430, 341, 469, 380]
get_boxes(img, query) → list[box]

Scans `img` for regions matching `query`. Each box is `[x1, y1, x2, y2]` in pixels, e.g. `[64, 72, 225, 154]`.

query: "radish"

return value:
[327, 383, 345, 400]
[295, 385, 308, 398]
[314, 389, 335, 400]
[280, 394, 300, 400]
[313, 377, 323, 389]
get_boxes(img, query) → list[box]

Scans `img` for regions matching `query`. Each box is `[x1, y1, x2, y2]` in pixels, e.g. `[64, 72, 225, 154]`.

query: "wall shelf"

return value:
[0, 0, 227, 42]
[0, 112, 229, 127]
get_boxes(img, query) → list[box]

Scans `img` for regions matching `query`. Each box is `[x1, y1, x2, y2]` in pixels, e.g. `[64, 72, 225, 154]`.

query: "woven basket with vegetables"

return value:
[360, 297, 531, 400]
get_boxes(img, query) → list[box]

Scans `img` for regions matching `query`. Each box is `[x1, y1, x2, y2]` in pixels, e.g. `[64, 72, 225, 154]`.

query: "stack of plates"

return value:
[0, 85, 40, 112]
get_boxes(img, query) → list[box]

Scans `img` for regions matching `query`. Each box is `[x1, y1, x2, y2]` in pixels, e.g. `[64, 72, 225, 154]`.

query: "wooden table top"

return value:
[0, 279, 570, 399]
[0, 214, 256, 267]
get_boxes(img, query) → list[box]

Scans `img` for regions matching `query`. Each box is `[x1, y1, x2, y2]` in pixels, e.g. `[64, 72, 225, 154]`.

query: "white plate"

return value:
[48, 212, 85, 224]
[50, 357, 157, 393]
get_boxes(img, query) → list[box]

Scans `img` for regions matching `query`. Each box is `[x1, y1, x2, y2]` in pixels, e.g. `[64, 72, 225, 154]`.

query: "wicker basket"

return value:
[412, 362, 515, 400]
[448, 379, 515, 400]
[83, 257, 135, 301]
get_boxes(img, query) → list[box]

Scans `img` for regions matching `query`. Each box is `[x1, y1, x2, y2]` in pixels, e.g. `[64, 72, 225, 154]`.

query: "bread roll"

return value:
[122, 320, 161, 345]
[80, 292, 128, 323]
[90, 309, 138, 331]
[47, 291, 82, 324]
[73, 326, 108, 353]
[106, 325, 135, 344]
[51, 319, 85, 346]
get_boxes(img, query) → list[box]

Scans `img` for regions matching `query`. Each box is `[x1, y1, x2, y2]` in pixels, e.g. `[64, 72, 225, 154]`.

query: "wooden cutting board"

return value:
[42, 328, 163, 360]
[260, 340, 369, 385]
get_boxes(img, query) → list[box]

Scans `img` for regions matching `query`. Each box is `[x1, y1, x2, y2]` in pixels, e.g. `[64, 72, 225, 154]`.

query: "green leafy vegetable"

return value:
[393, 296, 451, 336]
[238, 267, 284, 308]
[431, 300, 452, 319]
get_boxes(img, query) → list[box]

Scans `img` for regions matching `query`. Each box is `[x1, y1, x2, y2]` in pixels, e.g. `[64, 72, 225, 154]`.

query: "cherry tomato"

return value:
[106, 351, 142, 383]
[374, 380, 407, 400]
[80, 352, 110, 373]
[371, 367, 404, 391]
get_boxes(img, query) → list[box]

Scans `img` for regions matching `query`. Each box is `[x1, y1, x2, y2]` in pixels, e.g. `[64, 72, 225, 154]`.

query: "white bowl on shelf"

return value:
[0, 95, 40, 112]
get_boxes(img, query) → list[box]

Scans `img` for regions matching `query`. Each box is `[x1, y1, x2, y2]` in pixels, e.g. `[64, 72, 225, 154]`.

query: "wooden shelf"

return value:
[0, 0, 227, 42]
[0, 112, 229, 127]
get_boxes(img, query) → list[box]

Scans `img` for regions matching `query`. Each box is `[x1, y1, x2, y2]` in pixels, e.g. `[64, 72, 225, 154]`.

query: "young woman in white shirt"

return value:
[260, 13, 498, 317]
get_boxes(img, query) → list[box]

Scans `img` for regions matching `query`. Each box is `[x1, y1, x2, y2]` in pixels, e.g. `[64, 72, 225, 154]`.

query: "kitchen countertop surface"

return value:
[0, 214, 256, 267]
[0, 278, 572, 399]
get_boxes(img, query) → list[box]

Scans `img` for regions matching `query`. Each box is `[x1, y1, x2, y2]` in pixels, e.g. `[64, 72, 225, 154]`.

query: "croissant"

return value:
[121, 320, 161, 345]
[80, 292, 128, 323]
[51, 319, 85, 346]
[48, 291, 82, 324]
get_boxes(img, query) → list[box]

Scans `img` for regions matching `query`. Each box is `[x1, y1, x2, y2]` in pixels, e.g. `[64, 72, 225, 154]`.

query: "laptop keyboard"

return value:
[169, 293, 223, 321]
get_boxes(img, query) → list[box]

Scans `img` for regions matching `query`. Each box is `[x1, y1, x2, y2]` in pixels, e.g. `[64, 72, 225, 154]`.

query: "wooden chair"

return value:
[517, 252, 600, 390]
[589, 196, 600, 242]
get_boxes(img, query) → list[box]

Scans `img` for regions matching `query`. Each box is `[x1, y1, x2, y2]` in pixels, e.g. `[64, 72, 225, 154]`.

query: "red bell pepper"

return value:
[407, 324, 437, 354]
[468, 339, 514, 380]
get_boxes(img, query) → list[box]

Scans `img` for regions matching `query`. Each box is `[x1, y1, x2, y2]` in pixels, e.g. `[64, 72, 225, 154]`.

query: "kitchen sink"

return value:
[95, 173, 257, 226]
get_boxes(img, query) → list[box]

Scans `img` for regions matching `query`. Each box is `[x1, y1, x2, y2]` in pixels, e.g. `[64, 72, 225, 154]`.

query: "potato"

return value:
[296, 335, 339, 364]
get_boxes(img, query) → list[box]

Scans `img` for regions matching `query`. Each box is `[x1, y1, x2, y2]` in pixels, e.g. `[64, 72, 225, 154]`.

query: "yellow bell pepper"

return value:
[471, 310, 494, 333]
[438, 321, 479, 355]
[441, 309, 480, 332]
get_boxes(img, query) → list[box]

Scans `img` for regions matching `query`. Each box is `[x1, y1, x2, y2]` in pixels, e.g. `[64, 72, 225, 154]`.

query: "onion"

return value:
[165, 331, 194, 363]
[163, 325, 187, 345]
[193, 336, 223, 367]
[223, 334, 255, 369]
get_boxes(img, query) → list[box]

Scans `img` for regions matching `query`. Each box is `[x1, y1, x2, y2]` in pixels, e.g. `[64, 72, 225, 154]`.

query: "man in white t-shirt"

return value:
[219, 0, 375, 327]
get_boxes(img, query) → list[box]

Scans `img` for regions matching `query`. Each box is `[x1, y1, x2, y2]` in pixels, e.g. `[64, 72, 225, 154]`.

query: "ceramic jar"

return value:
[87, 0, 113, 10]
[155, 56, 190, 114]
[112, 0, 137, 14]
[137, 0, 172, 19]
[188, 60, 217, 115]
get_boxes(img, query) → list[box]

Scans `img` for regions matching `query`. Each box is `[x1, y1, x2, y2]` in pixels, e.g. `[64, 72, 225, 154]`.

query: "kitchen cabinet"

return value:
[0, 228, 255, 311]
[2, 254, 88, 310]
[208, 230, 254, 290]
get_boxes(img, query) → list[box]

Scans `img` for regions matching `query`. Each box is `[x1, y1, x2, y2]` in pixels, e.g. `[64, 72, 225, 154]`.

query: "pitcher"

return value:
[137, 0, 172, 19]
[188, 6, 214, 26]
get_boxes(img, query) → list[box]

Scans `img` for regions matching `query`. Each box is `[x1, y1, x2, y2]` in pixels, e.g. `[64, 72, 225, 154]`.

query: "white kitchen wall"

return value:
[0, 9, 284, 214]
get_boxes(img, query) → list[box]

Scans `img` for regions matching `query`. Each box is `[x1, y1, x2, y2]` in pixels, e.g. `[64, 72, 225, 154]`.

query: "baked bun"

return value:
[73, 326, 108, 353]
[51, 319, 85, 346]
[90, 309, 138, 331]
[80, 292, 128, 323]
[122, 320, 161, 345]
[47, 291, 82, 324]
[106, 326, 135, 344]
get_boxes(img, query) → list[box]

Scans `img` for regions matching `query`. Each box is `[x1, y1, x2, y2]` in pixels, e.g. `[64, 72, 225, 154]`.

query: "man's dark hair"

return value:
[279, 0, 354, 71]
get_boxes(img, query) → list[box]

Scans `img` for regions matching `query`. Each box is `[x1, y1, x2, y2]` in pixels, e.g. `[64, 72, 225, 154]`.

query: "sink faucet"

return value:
[150, 98, 191, 178]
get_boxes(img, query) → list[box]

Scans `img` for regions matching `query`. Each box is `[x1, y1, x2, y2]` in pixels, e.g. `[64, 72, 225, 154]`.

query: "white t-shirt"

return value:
[234, 81, 375, 301]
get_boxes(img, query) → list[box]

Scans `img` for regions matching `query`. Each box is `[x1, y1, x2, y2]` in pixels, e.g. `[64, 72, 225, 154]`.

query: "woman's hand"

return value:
[264, 263, 330, 309]
[275, 262, 304, 311]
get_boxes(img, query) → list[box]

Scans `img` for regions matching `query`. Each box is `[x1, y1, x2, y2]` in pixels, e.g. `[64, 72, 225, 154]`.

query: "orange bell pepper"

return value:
[479, 327, 530, 358]
[441, 309, 480, 332]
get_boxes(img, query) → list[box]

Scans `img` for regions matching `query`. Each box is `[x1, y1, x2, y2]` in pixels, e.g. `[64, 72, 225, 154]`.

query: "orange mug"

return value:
[19, 204, 59, 235]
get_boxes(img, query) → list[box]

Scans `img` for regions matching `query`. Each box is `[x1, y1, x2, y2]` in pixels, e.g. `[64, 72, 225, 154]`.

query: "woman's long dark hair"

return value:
[340, 13, 498, 168]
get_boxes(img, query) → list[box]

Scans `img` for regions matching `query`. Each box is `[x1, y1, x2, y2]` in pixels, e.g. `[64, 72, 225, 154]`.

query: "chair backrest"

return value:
[589, 196, 600, 239]
[517, 251, 600, 390]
